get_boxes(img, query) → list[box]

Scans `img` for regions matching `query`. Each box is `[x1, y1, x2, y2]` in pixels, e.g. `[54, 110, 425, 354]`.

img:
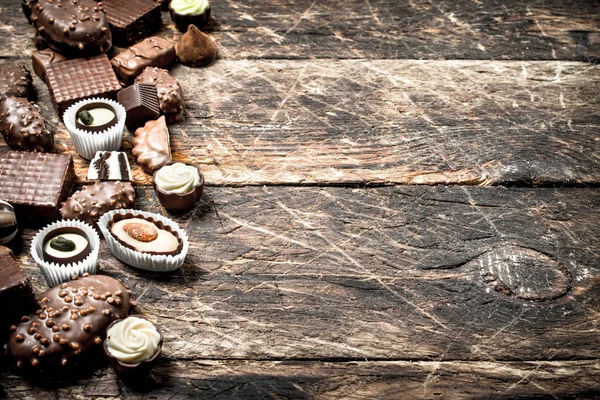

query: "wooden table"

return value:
[1, 0, 599, 398]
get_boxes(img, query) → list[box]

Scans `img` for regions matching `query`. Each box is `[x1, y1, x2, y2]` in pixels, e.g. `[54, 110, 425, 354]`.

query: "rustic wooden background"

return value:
[1, 0, 599, 398]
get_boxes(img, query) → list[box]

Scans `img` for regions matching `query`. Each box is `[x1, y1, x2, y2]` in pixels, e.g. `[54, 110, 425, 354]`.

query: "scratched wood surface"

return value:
[1, 0, 600, 398]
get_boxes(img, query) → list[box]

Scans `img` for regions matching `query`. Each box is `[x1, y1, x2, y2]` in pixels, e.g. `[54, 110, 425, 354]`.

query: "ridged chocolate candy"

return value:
[8, 274, 135, 370]
[60, 181, 136, 225]
[0, 96, 54, 153]
[135, 67, 185, 123]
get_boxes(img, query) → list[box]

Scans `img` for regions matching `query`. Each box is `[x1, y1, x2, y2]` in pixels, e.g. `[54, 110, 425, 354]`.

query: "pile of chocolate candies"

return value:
[0, 0, 216, 378]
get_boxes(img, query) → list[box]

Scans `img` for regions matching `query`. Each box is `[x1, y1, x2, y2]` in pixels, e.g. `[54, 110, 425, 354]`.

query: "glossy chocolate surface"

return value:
[131, 116, 171, 174]
[74, 102, 118, 133]
[0, 96, 54, 153]
[0, 65, 33, 101]
[42, 227, 91, 265]
[111, 36, 176, 85]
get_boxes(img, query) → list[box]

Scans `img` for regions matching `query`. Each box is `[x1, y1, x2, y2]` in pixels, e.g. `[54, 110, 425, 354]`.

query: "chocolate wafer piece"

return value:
[102, 0, 162, 46]
[46, 54, 122, 118]
[117, 84, 160, 130]
[31, 49, 66, 83]
[111, 36, 176, 85]
[0, 151, 75, 225]
[0, 65, 33, 101]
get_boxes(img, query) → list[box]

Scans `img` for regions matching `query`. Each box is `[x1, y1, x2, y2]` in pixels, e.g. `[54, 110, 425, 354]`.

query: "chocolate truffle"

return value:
[176, 25, 217, 67]
[42, 227, 91, 265]
[131, 116, 171, 174]
[111, 36, 176, 85]
[75, 102, 118, 133]
[135, 67, 185, 123]
[0, 201, 18, 245]
[88, 151, 132, 181]
[169, 0, 211, 32]
[0, 96, 54, 153]
[108, 215, 182, 256]
[0, 65, 33, 101]
[153, 162, 204, 211]
[8, 274, 134, 371]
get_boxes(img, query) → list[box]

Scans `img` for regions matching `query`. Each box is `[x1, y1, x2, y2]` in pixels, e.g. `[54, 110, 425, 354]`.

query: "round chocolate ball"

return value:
[0, 200, 17, 245]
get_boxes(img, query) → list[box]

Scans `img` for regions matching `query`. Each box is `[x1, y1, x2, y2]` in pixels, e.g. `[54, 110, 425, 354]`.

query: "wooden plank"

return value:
[2, 360, 600, 399]
[0, 0, 598, 61]
[12, 186, 600, 362]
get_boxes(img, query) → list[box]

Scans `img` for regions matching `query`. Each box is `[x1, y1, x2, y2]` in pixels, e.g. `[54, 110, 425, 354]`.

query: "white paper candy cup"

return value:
[63, 98, 126, 160]
[98, 209, 189, 272]
[31, 220, 100, 287]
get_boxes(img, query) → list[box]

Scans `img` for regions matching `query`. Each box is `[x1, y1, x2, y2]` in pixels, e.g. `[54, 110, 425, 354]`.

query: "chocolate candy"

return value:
[110, 36, 176, 85]
[46, 54, 122, 117]
[88, 151, 132, 181]
[0, 201, 18, 245]
[132, 116, 171, 174]
[75, 102, 118, 133]
[0, 246, 37, 344]
[31, 49, 66, 83]
[0, 65, 33, 101]
[169, 0, 211, 32]
[42, 227, 91, 265]
[0, 96, 54, 152]
[176, 25, 217, 67]
[0, 152, 75, 225]
[8, 274, 134, 370]
[60, 181, 136, 225]
[28, 0, 112, 58]
[117, 84, 160, 130]
[101, 0, 162, 46]
[135, 67, 185, 123]
[109, 215, 182, 256]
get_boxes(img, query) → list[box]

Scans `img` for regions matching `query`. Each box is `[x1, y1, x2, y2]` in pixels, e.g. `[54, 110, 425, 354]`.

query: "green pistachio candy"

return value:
[49, 236, 76, 252]
[77, 110, 94, 126]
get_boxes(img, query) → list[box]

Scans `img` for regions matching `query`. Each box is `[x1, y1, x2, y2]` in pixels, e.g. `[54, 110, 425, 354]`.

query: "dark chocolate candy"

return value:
[176, 25, 217, 67]
[0, 151, 75, 225]
[101, 0, 162, 46]
[31, 49, 66, 83]
[22, 0, 36, 22]
[0, 96, 54, 153]
[8, 274, 134, 370]
[88, 151, 132, 181]
[0, 65, 33, 101]
[110, 36, 176, 85]
[0, 201, 18, 245]
[169, 2, 211, 32]
[60, 181, 136, 225]
[28, 0, 112, 58]
[42, 227, 91, 265]
[117, 84, 160, 130]
[0, 246, 37, 345]
[131, 116, 171, 174]
[46, 54, 122, 117]
[135, 67, 185, 123]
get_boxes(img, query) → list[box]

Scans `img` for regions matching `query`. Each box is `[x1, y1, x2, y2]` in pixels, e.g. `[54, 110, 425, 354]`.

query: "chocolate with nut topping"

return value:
[135, 67, 185, 123]
[0, 65, 33, 101]
[0, 96, 54, 153]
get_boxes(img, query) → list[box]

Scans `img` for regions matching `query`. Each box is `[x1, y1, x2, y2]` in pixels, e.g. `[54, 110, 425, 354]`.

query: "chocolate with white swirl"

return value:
[153, 162, 204, 211]
[169, 0, 211, 31]
[105, 317, 161, 364]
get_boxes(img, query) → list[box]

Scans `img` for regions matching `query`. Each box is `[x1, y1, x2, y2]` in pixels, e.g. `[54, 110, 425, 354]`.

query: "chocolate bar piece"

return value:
[0, 151, 75, 225]
[0, 96, 54, 152]
[111, 36, 176, 85]
[31, 49, 66, 83]
[0, 246, 37, 345]
[46, 54, 122, 118]
[87, 151, 132, 181]
[132, 116, 171, 174]
[0, 66, 33, 101]
[117, 84, 160, 130]
[29, 0, 112, 58]
[102, 0, 162, 46]
[135, 67, 184, 123]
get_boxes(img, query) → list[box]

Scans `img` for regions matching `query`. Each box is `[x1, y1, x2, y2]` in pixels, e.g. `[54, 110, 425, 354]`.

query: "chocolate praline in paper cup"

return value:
[31, 220, 100, 287]
[169, 5, 211, 32]
[152, 162, 204, 211]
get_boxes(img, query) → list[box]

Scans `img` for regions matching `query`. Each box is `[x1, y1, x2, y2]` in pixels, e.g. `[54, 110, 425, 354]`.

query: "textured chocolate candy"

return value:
[0, 96, 54, 152]
[31, 49, 66, 83]
[176, 25, 217, 67]
[0, 152, 75, 224]
[117, 84, 160, 130]
[169, 0, 211, 32]
[60, 181, 136, 225]
[88, 151, 132, 181]
[8, 274, 134, 370]
[46, 54, 122, 117]
[0, 201, 18, 245]
[132, 116, 171, 174]
[102, 0, 162, 46]
[135, 67, 185, 123]
[111, 36, 176, 85]
[0, 65, 33, 101]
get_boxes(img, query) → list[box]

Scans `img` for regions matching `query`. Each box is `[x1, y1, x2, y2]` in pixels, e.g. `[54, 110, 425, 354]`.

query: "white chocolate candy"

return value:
[106, 317, 161, 364]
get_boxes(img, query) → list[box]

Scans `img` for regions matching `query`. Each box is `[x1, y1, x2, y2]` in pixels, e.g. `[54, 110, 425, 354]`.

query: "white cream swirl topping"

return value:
[170, 0, 210, 15]
[106, 317, 161, 364]
[154, 162, 200, 194]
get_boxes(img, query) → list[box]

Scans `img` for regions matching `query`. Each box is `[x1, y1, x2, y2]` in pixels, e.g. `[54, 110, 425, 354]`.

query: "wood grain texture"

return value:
[0, 0, 598, 61]
[2, 359, 600, 399]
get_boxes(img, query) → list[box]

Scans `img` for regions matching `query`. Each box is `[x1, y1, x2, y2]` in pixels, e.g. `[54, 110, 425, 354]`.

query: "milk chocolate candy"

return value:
[29, 0, 112, 58]
[0, 65, 33, 101]
[46, 54, 122, 117]
[117, 84, 160, 130]
[0, 151, 75, 225]
[31, 49, 67, 83]
[60, 181, 136, 225]
[8, 274, 135, 371]
[176, 25, 217, 67]
[132, 116, 171, 174]
[22, 0, 36, 22]
[0, 96, 54, 153]
[135, 67, 185, 123]
[101, 0, 162, 46]
[111, 36, 176, 85]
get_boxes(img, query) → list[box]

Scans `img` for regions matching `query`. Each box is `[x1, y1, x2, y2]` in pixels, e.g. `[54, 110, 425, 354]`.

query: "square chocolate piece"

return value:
[117, 84, 160, 130]
[45, 54, 122, 118]
[102, 0, 162, 46]
[0, 151, 75, 224]
[31, 49, 67, 83]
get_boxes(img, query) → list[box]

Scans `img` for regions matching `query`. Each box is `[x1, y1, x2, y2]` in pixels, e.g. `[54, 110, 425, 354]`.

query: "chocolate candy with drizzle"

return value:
[8, 273, 135, 370]
[0, 201, 18, 245]
[0, 96, 54, 153]
[88, 151, 132, 181]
